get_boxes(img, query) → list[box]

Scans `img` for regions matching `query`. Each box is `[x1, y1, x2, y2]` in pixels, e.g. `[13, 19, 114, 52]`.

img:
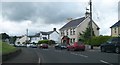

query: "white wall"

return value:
[15, 36, 30, 44]
[59, 17, 99, 44]
[111, 27, 120, 37]
[49, 31, 60, 43]
[76, 17, 99, 41]
[31, 37, 40, 43]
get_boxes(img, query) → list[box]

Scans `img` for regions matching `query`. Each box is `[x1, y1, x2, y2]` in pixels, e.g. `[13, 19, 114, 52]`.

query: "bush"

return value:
[84, 36, 112, 46]
[38, 40, 50, 44]
[38, 40, 56, 45]
[49, 40, 56, 45]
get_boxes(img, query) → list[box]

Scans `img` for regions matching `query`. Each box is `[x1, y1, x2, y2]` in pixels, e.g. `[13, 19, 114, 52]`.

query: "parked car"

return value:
[26, 44, 31, 47]
[39, 44, 48, 49]
[54, 43, 67, 50]
[100, 37, 120, 54]
[67, 42, 85, 51]
[15, 44, 26, 47]
[30, 44, 37, 48]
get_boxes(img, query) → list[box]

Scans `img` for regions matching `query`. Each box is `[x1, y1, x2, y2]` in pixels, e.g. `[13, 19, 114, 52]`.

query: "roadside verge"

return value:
[2, 48, 22, 61]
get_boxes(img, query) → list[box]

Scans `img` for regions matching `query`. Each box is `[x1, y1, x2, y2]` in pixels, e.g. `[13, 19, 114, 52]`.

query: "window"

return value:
[70, 39, 72, 43]
[61, 32, 63, 36]
[114, 28, 117, 33]
[61, 31, 64, 36]
[73, 28, 75, 35]
[70, 29, 72, 35]
[66, 29, 68, 35]
[63, 31, 65, 36]
[73, 38, 75, 42]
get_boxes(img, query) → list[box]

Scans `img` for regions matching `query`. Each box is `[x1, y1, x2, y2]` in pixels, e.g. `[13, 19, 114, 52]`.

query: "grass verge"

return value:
[0, 41, 17, 55]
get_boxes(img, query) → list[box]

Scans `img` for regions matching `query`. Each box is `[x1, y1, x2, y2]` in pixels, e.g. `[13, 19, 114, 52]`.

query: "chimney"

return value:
[53, 28, 56, 31]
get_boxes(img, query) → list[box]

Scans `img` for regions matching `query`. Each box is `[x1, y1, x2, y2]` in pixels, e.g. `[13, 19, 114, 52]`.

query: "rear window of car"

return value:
[108, 37, 120, 43]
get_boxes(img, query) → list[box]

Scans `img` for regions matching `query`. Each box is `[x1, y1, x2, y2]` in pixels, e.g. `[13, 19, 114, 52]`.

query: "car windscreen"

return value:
[107, 37, 120, 43]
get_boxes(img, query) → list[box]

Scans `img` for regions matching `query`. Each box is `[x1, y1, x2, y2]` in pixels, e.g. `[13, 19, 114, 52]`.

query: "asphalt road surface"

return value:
[2, 47, 120, 65]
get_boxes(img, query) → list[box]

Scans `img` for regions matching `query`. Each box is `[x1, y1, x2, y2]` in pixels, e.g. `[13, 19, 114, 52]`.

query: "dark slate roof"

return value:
[110, 20, 120, 28]
[41, 32, 49, 35]
[47, 31, 54, 34]
[34, 31, 54, 36]
[41, 31, 54, 35]
[34, 33, 40, 37]
[60, 17, 86, 30]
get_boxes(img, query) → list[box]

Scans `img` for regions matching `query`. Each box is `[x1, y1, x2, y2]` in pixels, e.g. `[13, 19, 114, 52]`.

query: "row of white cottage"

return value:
[15, 13, 100, 45]
[15, 28, 60, 45]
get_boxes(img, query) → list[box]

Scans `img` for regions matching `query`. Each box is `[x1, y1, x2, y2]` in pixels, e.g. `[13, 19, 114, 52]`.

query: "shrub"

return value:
[84, 36, 112, 46]
[49, 40, 56, 45]
[38, 40, 56, 45]
[38, 40, 50, 44]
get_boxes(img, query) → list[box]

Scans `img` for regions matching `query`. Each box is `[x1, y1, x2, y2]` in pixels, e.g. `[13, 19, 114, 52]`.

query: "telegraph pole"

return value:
[90, 0, 93, 49]
[26, 28, 28, 44]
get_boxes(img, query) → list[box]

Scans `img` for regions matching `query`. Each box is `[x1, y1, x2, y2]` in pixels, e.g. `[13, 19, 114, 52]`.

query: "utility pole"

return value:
[26, 28, 28, 44]
[90, 0, 93, 49]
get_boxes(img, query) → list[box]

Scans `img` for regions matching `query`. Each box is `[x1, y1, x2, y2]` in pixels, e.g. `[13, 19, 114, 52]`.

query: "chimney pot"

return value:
[53, 28, 56, 31]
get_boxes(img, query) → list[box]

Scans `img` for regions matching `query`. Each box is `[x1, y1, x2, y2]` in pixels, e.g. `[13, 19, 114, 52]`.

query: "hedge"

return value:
[84, 36, 112, 46]
[38, 40, 56, 45]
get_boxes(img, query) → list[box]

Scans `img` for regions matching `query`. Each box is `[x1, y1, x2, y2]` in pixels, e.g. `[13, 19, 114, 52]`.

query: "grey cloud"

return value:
[118, 1, 120, 20]
[2, 2, 85, 24]
[2, 2, 36, 21]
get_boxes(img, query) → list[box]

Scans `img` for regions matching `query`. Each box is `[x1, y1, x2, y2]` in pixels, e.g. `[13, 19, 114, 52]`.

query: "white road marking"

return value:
[38, 57, 41, 64]
[70, 52, 88, 58]
[78, 54, 88, 58]
[34, 49, 41, 64]
[100, 60, 113, 65]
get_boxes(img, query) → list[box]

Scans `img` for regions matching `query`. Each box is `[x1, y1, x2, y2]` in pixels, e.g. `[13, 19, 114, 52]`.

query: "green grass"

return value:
[0, 41, 17, 55]
[0, 41, 2, 54]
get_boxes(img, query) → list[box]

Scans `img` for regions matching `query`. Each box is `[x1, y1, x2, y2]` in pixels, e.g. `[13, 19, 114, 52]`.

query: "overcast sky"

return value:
[0, 0, 120, 36]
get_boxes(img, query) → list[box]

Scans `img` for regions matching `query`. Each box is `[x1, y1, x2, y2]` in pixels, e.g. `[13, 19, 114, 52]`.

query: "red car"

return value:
[67, 42, 85, 51]
[39, 44, 48, 49]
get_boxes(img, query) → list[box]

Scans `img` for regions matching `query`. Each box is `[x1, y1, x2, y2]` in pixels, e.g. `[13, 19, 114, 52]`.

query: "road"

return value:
[2, 47, 120, 65]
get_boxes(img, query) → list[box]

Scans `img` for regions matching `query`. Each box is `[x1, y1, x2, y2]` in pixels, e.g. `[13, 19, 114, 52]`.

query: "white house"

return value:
[30, 28, 60, 43]
[110, 20, 120, 37]
[15, 35, 30, 46]
[59, 12, 100, 45]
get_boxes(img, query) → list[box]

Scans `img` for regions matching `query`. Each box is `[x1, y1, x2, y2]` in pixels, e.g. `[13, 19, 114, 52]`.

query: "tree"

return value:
[0, 33, 10, 42]
[79, 27, 95, 43]
[9, 36, 17, 44]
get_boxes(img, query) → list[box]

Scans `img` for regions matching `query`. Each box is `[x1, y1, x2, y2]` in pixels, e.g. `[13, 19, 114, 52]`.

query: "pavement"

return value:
[85, 45, 100, 50]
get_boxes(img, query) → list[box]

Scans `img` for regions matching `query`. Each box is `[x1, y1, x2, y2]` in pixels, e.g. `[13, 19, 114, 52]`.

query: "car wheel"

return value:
[101, 47, 105, 52]
[67, 48, 69, 51]
[115, 47, 120, 54]
[55, 47, 57, 49]
[82, 49, 85, 51]
[72, 48, 75, 51]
